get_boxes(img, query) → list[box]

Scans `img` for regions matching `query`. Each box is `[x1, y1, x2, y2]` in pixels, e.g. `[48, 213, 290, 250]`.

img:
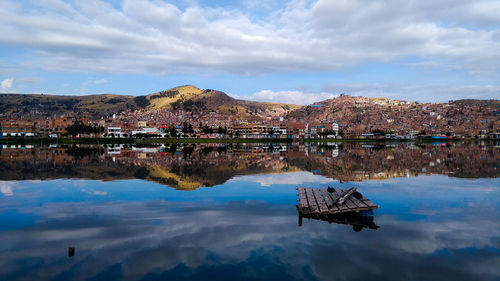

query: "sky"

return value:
[0, 0, 499, 105]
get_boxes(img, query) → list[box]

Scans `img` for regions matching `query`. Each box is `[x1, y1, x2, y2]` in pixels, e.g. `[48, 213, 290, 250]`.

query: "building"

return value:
[107, 127, 123, 138]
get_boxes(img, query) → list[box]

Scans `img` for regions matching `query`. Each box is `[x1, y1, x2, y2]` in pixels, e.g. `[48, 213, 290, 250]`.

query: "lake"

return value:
[0, 141, 499, 281]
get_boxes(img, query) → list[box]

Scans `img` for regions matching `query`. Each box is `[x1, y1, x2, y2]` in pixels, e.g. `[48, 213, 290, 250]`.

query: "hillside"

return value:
[141, 85, 301, 119]
[0, 85, 301, 119]
[287, 95, 499, 135]
[0, 88, 497, 136]
[0, 93, 140, 118]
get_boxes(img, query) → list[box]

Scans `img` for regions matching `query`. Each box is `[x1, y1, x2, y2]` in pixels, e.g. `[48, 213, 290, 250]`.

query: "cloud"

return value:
[0, 0, 498, 76]
[241, 90, 338, 105]
[92, 79, 107, 85]
[1, 198, 499, 280]
[235, 171, 334, 186]
[0, 182, 14, 196]
[93, 191, 107, 196]
[1, 78, 14, 92]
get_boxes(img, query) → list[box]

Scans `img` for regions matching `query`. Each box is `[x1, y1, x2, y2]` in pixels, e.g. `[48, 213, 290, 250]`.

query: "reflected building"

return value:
[0, 142, 498, 189]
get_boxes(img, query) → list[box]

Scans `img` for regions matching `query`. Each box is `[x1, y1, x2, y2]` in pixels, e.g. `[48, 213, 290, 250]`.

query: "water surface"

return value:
[0, 142, 498, 280]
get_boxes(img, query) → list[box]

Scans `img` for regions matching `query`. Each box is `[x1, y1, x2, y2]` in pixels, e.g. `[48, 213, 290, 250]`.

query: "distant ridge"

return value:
[0, 85, 301, 119]
[0, 86, 497, 133]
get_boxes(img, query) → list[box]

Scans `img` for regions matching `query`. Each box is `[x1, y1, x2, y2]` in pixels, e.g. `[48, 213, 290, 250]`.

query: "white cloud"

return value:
[0, 0, 498, 76]
[93, 79, 107, 85]
[236, 171, 333, 187]
[93, 191, 107, 196]
[0, 182, 14, 196]
[241, 90, 337, 105]
[1, 78, 14, 92]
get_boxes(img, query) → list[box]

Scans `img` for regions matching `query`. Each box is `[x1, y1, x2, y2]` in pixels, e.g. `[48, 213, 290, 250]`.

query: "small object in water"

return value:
[327, 186, 336, 193]
[68, 247, 75, 258]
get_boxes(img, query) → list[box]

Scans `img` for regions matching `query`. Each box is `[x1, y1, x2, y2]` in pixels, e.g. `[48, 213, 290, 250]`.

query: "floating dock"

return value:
[296, 187, 379, 216]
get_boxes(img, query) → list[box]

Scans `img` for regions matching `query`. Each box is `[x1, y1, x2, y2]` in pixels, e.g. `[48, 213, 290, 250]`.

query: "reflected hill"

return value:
[0, 142, 497, 189]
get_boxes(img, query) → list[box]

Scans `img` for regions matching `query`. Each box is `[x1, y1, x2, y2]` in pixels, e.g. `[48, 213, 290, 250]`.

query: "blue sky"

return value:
[0, 0, 499, 104]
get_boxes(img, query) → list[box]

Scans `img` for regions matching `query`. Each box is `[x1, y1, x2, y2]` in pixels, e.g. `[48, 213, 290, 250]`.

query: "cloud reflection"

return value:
[0, 181, 14, 196]
[235, 172, 333, 187]
[0, 194, 499, 281]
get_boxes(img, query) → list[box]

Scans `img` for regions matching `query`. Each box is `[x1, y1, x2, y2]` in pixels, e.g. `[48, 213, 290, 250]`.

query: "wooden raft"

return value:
[296, 187, 379, 216]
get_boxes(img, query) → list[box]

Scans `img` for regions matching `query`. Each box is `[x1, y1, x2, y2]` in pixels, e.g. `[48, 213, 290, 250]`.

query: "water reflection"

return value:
[0, 142, 499, 280]
[0, 142, 498, 188]
[0, 175, 498, 281]
[299, 211, 380, 232]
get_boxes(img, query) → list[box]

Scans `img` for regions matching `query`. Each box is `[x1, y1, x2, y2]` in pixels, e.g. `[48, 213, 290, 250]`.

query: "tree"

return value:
[371, 129, 385, 136]
[217, 126, 226, 134]
[203, 124, 213, 134]
[169, 126, 177, 138]
[171, 100, 181, 110]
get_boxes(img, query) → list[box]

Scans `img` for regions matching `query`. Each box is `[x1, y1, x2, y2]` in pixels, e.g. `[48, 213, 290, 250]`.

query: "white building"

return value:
[131, 127, 161, 137]
[107, 127, 123, 138]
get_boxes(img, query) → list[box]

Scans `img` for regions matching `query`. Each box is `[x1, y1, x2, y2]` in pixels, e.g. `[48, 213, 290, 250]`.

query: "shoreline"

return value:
[0, 137, 491, 145]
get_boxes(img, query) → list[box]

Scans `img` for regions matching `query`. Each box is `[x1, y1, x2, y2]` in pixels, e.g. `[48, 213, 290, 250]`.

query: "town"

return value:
[0, 94, 498, 140]
[0, 113, 341, 140]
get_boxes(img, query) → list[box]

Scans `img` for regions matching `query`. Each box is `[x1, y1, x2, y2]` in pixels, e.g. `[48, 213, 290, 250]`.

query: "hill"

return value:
[140, 85, 301, 120]
[0, 88, 497, 136]
[0, 93, 139, 118]
[0, 85, 301, 119]
[286, 95, 499, 136]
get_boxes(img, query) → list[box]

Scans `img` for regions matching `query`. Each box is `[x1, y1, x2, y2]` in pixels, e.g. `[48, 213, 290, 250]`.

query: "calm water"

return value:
[0, 142, 499, 281]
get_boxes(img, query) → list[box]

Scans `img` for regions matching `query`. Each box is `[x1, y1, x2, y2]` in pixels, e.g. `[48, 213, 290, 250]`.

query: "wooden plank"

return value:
[313, 189, 329, 214]
[326, 191, 344, 213]
[297, 188, 311, 214]
[305, 188, 320, 214]
[297, 188, 308, 203]
[297, 188, 307, 213]
[298, 188, 379, 215]
[333, 190, 349, 211]
[327, 189, 342, 204]
[349, 195, 369, 208]
[325, 190, 340, 206]
[343, 197, 358, 210]
[361, 198, 377, 207]
[337, 187, 357, 205]
[319, 189, 339, 212]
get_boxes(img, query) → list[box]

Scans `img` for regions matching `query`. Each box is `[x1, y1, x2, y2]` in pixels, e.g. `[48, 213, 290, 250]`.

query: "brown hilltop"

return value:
[142, 85, 301, 119]
[0, 85, 300, 119]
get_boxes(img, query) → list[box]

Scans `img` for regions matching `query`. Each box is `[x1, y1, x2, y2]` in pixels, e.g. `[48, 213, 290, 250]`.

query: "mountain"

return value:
[138, 85, 301, 119]
[0, 85, 301, 119]
[0, 93, 139, 118]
